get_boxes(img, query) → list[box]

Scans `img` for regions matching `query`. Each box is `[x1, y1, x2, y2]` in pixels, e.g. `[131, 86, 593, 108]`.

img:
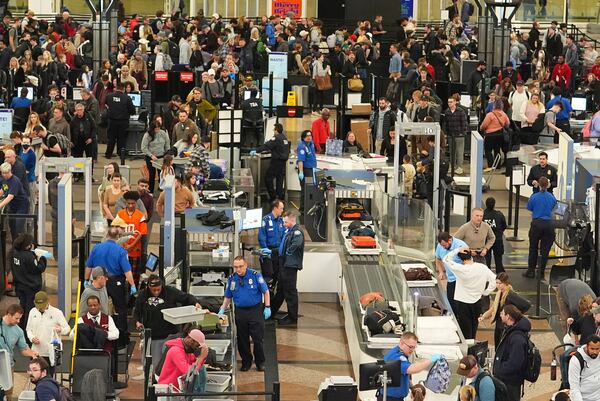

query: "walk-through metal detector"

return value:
[470, 130, 484, 209]
[38, 158, 93, 246]
[162, 175, 176, 269]
[395, 123, 441, 222]
[37, 158, 93, 316]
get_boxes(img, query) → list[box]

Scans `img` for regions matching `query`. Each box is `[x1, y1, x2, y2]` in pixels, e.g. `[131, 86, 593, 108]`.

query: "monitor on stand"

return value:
[359, 360, 401, 401]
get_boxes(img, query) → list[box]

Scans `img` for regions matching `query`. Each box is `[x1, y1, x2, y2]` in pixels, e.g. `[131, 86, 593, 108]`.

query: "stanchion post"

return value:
[507, 167, 514, 226]
[593, 182, 600, 294]
[507, 164, 525, 241]
[268, 72, 274, 117]
[272, 382, 281, 401]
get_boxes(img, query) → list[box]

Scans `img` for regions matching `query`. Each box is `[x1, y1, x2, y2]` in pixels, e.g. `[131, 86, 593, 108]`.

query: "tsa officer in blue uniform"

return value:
[85, 226, 137, 346]
[523, 176, 557, 279]
[219, 256, 270, 372]
[271, 210, 304, 325]
[257, 199, 285, 284]
[296, 130, 317, 213]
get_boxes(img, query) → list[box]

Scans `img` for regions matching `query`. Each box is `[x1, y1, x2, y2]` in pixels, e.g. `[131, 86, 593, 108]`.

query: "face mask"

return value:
[22, 144, 30, 150]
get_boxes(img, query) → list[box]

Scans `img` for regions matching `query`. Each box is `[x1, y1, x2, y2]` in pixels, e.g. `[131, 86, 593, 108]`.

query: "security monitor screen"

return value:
[242, 208, 262, 230]
[72, 87, 83, 101]
[571, 97, 587, 112]
[243, 90, 259, 100]
[128, 93, 142, 107]
[17, 87, 33, 100]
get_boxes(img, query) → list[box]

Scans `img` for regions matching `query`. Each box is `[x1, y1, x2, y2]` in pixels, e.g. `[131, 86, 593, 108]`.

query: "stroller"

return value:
[551, 343, 577, 391]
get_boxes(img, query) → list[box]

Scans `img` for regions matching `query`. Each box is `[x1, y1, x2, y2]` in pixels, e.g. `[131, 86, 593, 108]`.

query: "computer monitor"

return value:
[17, 87, 33, 100]
[358, 360, 401, 391]
[460, 96, 472, 108]
[241, 208, 262, 230]
[571, 97, 587, 112]
[243, 90, 259, 100]
[72, 87, 83, 101]
[554, 201, 568, 217]
[128, 93, 142, 107]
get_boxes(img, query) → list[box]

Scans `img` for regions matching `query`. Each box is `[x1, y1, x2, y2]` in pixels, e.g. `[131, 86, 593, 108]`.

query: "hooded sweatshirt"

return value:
[493, 316, 532, 385]
[157, 338, 200, 390]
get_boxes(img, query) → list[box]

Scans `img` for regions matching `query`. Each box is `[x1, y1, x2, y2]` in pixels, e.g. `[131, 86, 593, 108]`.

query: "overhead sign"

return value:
[268, 52, 288, 79]
[180, 72, 194, 82]
[155, 71, 169, 81]
[272, 0, 302, 17]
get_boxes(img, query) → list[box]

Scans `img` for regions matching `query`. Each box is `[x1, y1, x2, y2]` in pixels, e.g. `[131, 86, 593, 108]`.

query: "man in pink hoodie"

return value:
[157, 329, 209, 390]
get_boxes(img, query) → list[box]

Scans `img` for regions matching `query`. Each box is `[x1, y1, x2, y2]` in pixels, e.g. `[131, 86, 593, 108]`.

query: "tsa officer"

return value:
[297, 130, 317, 213]
[523, 176, 557, 278]
[251, 123, 291, 202]
[271, 210, 304, 326]
[526, 151, 557, 194]
[257, 199, 285, 284]
[218, 256, 270, 372]
[85, 226, 137, 346]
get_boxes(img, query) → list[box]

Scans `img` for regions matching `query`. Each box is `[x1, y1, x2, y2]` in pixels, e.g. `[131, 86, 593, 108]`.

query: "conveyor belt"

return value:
[346, 263, 396, 301]
[345, 254, 380, 265]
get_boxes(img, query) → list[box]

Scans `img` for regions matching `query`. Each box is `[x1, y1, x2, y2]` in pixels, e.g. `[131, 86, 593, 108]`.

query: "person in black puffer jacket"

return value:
[493, 304, 532, 401]
[11, 233, 47, 332]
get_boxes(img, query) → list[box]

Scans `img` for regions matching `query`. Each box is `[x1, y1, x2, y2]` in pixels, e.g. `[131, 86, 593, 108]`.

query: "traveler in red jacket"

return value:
[551, 55, 572, 91]
[311, 108, 332, 153]
[157, 329, 209, 391]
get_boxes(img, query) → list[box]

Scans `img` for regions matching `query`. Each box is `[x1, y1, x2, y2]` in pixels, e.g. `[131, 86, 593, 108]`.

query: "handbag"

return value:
[348, 78, 364, 92]
[48, 332, 63, 367]
[492, 111, 513, 144]
[315, 74, 333, 91]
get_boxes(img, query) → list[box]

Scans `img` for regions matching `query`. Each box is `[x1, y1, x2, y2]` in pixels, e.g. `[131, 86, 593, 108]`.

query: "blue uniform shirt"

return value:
[297, 140, 317, 169]
[258, 212, 284, 248]
[435, 237, 468, 282]
[86, 239, 132, 276]
[224, 268, 268, 307]
[383, 346, 411, 398]
[546, 96, 573, 121]
[527, 191, 557, 220]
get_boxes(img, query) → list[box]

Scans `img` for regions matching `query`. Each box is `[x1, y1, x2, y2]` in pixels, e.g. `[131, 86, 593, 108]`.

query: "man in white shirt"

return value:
[568, 334, 600, 401]
[26, 291, 70, 376]
[443, 247, 497, 340]
[509, 80, 530, 128]
[76, 295, 119, 354]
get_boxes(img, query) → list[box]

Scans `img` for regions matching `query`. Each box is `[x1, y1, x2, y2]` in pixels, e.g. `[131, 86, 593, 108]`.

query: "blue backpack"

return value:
[423, 356, 451, 393]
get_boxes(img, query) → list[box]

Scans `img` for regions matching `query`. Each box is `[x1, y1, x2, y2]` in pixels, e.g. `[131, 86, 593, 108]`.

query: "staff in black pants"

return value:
[271, 211, 304, 326]
[483, 197, 507, 273]
[105, 82, 135, 158]
[251, 123, 291, 202]
[523, 176, 557, 278]
[296, 130, 317, 213]
[219, 256, 270, 371]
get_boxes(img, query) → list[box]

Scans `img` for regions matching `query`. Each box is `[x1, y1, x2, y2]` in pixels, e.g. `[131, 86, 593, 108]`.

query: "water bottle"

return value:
[550, 357, 557, 380]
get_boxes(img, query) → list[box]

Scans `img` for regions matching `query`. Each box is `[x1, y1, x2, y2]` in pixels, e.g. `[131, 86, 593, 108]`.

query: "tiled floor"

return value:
[0, 117, 573, 400]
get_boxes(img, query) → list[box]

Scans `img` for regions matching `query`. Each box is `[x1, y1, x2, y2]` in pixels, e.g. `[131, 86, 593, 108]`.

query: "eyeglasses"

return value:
[402, 340, 417, 350]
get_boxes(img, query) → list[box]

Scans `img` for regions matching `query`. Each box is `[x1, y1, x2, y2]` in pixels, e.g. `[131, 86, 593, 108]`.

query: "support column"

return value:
[162, 175, 176, 268]
[58, 173, 73, 316]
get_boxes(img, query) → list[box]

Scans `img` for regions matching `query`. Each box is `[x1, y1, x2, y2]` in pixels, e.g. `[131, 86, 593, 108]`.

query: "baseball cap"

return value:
[111, 216, 128, 228]
[516, 80, 524, 85]
[456, 355, 478, 375]
[188, 329, 206, 346]
[244, 74, 253, 81]
[212, 13, 220, 19]
[91, 266, 107, 280]
[208, 68, 216, 76]
[34, 291, 49, 310]
[477, 60, 487, 66]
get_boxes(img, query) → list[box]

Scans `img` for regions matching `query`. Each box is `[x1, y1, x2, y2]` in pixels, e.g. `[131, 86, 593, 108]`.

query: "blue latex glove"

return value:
[430, 354, 442, 364]
[130, 285, 138, 296]
[298, 171, 304, 181]
[250, 150, 257, 156]
[218, 308, 226, 316]
[84, 280, 90, 288]
[263, 307, 272, 320]
[261, 248, 272, 256]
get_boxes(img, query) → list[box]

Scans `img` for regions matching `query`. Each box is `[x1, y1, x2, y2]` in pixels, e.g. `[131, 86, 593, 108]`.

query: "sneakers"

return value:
[454, 167, 464, 175]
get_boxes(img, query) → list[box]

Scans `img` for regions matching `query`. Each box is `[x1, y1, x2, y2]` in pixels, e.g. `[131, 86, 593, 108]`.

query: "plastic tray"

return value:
[0, 349, 12, 391]
[161, 305, 206, 325]
[206, 339, 231, 362]
[401, 263, 438, 287]
[189, 285, 225, 297]
[18, 391, 36, 401]
[206, 374, 231, 392]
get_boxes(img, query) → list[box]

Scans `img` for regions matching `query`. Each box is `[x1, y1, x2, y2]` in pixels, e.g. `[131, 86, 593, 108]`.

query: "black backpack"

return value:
[154, 343, 173, 376]
[521, 333, 542, 383]
[472, 371, 510, 401]
[168, 39, 180, 64]
[560, 349, 586, 390]
[49, 132, 72, 156]
[364, 309, 404, 335]
[196, 210, 229, 226]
